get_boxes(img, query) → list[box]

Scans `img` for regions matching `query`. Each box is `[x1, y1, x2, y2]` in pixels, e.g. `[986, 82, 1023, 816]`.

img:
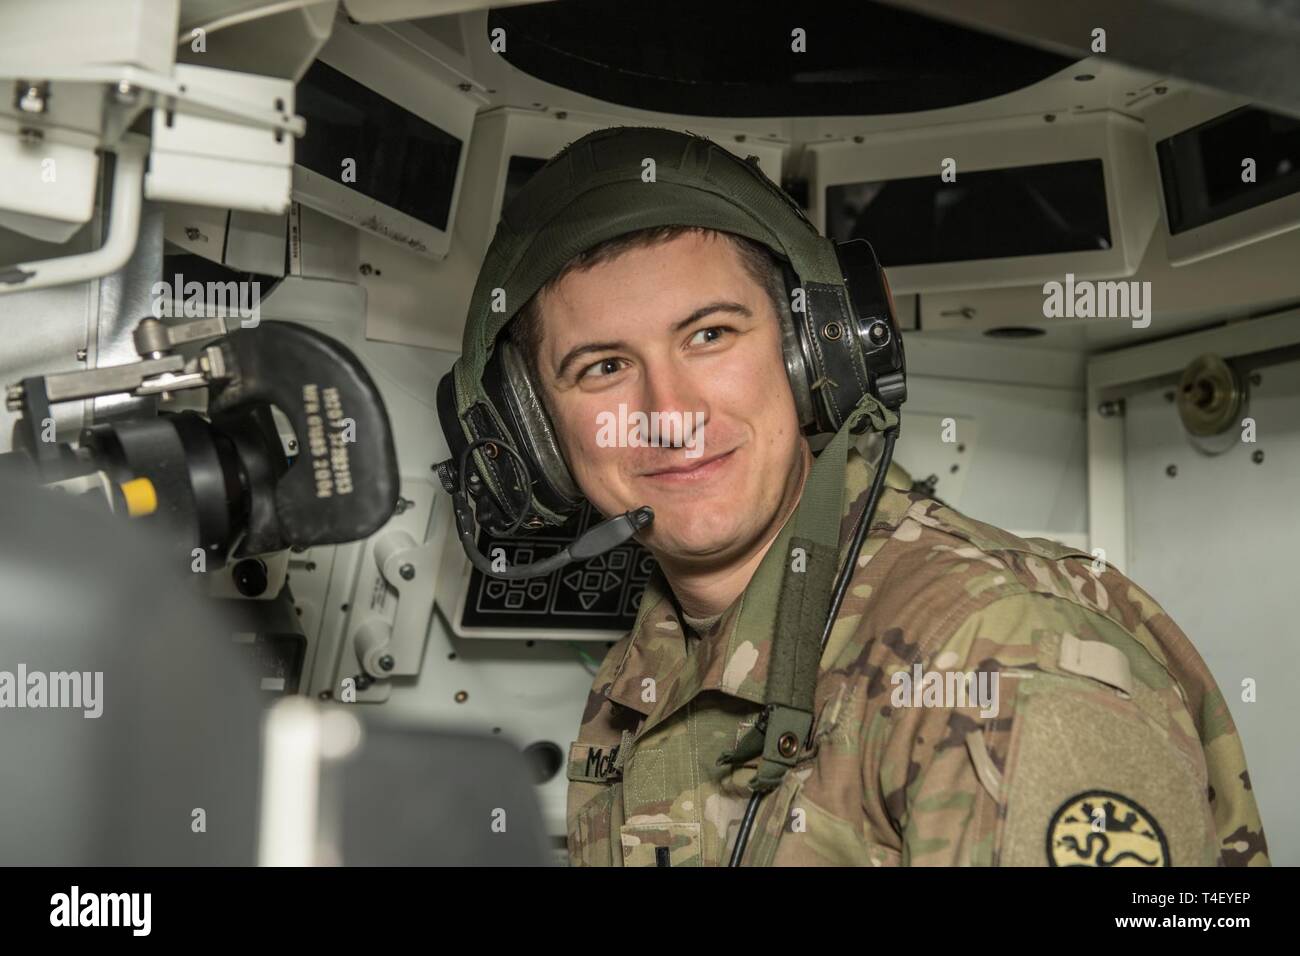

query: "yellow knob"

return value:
[120, 477, 157, 517]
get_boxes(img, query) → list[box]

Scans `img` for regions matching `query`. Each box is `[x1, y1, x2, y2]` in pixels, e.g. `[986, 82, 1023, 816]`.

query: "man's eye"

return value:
[689, 327, 729, 346]
[579, 357, 625, 380]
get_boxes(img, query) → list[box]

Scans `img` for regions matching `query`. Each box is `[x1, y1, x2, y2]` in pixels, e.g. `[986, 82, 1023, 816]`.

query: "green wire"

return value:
[568, 642, 600, 672]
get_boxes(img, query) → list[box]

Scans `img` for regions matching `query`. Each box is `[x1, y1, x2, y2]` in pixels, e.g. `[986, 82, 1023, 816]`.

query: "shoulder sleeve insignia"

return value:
[1047, 790, 1170, 866]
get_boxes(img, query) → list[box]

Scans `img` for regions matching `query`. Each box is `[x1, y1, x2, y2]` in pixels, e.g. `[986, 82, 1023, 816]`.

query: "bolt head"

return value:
[16, 81, 47, 114]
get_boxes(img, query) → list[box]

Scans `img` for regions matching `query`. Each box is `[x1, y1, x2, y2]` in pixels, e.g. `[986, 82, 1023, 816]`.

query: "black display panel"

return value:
[296, 61, 463, 231]
[461, 502, 657, 632]
[825, 159, 1111, 266]
[1157, 106, 1300, 235]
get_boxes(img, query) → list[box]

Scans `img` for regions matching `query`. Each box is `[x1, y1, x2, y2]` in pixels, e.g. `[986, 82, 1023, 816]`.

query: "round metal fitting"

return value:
[1177, 354, 1242, 437]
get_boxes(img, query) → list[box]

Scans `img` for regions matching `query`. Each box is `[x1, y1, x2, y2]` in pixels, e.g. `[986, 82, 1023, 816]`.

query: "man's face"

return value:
[534, 230, 808, 570]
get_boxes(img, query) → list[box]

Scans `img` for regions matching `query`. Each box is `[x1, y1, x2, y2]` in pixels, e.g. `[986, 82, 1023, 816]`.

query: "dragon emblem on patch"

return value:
[1047, 790, 1170, 866]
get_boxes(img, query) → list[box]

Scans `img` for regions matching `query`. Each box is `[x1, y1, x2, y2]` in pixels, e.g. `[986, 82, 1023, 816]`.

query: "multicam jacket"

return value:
[566, 437, 1269, 867]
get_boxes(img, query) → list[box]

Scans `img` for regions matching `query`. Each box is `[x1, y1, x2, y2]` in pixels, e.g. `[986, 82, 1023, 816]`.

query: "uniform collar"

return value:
[603, 438, 914, 736]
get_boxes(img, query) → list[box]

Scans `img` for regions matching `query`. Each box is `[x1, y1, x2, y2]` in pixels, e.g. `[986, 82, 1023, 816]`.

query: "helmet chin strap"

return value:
[439, 438, 654, 581]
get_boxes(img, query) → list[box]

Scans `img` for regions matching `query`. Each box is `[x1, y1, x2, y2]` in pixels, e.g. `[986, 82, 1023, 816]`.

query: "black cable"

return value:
[728, 792, 764, 866]
[459, 438, 533, 537]
[728, 425, 899, 866]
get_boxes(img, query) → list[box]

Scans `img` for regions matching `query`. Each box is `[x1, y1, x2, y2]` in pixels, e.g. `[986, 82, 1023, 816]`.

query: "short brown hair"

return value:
[506, 226, 786, 385]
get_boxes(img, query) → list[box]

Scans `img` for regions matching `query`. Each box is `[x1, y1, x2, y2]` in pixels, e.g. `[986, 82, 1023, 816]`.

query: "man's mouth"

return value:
[639, 448, 736, 484]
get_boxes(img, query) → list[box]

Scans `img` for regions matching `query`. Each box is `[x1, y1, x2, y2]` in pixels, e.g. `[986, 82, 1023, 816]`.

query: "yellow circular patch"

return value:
[1047, 790, 1169, 866]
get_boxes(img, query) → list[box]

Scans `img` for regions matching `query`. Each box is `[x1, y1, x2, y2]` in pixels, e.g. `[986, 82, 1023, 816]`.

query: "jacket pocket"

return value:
[566, 738, 627, 866]
[567, 781, 619, 867]
[619, 822, 702, 866]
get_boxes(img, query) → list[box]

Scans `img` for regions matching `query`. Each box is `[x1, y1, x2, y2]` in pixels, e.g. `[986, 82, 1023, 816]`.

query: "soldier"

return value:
[440, 126, 1268, 866]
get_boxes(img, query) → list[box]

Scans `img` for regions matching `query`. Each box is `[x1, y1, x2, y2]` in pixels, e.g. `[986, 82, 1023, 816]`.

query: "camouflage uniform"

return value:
[566, 434, 1269, 867]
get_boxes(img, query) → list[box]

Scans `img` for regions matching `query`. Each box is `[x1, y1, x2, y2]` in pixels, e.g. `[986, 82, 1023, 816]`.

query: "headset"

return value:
[435, 126, 906, 581]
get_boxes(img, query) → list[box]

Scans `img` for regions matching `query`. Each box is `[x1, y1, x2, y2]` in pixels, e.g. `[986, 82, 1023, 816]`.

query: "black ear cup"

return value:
[836, 240, 907, 412]
[481, 338, 583, 518]
[776, 259, 819, 435]
[775, 239, 906, 437]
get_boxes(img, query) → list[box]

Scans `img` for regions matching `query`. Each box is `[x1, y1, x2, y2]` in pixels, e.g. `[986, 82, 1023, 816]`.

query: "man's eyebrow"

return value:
[552, 300, 753, 380]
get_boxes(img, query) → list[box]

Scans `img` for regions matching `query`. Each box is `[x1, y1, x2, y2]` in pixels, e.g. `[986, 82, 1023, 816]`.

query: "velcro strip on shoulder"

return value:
[1058, 633, 1134, 696]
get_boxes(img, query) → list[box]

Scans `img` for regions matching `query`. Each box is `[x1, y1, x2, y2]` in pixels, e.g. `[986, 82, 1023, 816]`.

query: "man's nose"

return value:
[635, 358, 707, 448]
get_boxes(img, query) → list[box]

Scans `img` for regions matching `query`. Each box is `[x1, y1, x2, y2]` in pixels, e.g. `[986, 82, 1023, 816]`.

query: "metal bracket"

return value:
[328, 480, 442, 695]
[5, 317, 229, 411]
[0, 64, 304, 139]
[0, 134, 147, 294]
[354, 529, 438, 679]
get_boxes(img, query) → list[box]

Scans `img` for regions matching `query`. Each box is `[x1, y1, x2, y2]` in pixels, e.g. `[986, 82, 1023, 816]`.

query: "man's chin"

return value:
[639, 519, 751, 566]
